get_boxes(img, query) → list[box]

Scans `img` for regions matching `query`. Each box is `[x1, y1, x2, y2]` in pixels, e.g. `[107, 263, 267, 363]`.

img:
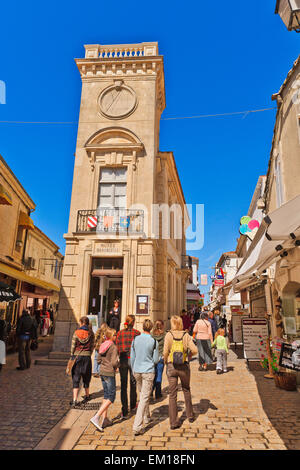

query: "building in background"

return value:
[233, 56, 300, 344]
[53, 42, 191, 352]
[186, 256, 201, 311]
[0, 154, 63, 349]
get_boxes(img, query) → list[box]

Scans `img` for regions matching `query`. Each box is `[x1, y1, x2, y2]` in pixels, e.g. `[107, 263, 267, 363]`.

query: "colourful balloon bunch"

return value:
[239, 216, 260, 241]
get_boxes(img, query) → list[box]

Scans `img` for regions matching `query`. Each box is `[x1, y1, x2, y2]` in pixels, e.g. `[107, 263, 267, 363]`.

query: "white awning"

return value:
[233, 195, 300, 292]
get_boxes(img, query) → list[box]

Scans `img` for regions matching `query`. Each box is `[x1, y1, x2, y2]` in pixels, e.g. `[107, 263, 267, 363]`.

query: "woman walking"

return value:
[193, 312, 213, 371]
[151, 320, 166, 399]
[90, 327, 119, 431]
[211, 328, 229, 374]
[163, 315, 198, 430]
[41, 310, 50, 337]
[93, 323, 108, 378]
[70, 316, 95, 408]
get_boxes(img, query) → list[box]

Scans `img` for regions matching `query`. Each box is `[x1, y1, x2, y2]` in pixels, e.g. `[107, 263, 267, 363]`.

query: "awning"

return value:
[0, 184, 13, 206]
[19, 211, 34, 230]
[0, 262, 60, 292]
[0, 281, 21, 303]
[233, 195, 300, 292]
[186, 291, 201, 301]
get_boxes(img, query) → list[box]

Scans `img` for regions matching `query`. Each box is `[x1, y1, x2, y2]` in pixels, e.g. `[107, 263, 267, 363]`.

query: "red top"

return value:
[116, 328, 141, 359]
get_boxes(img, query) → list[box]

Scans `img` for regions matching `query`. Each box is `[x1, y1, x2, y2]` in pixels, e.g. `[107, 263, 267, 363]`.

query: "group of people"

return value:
[0, 305, 56, 374]
[69, 306, 231, 435]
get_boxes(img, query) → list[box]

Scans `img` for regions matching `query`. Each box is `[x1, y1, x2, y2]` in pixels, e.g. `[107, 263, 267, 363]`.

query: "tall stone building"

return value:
[54, 42, 191, 351]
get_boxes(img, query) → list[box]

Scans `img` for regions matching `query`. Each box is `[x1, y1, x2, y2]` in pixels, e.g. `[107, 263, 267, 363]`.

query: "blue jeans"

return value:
[101, 375, 116, 403]
[93, 350, 100, 374]
[155, 358, 164, 384]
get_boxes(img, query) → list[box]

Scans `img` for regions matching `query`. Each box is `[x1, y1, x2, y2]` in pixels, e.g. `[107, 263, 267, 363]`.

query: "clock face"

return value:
[99, 84, 137, 119]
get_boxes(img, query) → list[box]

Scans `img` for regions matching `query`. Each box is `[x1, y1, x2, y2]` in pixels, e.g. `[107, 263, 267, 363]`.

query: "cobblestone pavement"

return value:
[73, 347, 300, 451]
[0, 336, 72, 450]
[1, 341, 300, 450]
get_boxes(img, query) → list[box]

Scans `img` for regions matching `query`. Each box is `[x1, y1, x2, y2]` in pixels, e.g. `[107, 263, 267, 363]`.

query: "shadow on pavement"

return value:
[248, 362, 300, 450]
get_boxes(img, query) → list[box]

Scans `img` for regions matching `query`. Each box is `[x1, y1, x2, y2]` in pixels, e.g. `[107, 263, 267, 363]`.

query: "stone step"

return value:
[35, 359, 68, 366]
[48, 351, 70, 360]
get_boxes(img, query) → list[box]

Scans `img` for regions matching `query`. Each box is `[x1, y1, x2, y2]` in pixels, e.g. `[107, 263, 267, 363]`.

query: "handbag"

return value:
[66, 344, 85, 376]
[30, 339, 38, 351]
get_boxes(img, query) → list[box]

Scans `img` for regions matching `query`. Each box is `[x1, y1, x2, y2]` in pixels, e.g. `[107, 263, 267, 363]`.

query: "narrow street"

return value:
[1, 337, 299, 451]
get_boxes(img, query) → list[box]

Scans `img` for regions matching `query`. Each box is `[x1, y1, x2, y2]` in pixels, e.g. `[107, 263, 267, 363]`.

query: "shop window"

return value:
[15, 225, 24, 253]
[92, 257, 123, 271]
[274, 154, 284, 208]
[98, 167, 127, 209]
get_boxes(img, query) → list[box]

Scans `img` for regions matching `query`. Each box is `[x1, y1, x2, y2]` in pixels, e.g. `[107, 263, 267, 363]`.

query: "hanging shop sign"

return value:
[214, 279, 224, 287]
[242, 318, 268, 360]
[239, 216, 260, 241]
[279, 342, 300, 372]
[136, 294, 149, 315]
[231, 314, 250, 344]
[200, 274, 208, 286]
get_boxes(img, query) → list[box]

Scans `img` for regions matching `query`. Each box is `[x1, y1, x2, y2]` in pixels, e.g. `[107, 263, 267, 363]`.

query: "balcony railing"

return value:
[76, 208, 144, 235]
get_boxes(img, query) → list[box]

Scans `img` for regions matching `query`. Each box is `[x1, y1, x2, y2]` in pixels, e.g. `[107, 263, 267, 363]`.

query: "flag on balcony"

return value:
[103, 216, 114, 229]
[120, 216, 130, 228]
[87, 215, 98, 229]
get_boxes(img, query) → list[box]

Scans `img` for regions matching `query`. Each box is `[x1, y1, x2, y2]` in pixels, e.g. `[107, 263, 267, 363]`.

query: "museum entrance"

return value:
[88, 257, 123, 326]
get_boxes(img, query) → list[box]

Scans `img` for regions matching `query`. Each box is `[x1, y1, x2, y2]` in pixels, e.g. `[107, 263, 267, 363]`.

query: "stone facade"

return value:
[53, 43, 190, 352]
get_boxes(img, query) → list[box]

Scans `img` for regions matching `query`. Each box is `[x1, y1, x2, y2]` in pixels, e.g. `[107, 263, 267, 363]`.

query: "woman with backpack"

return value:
[163, 315, 198, 430]
[193, 312, 213, 371]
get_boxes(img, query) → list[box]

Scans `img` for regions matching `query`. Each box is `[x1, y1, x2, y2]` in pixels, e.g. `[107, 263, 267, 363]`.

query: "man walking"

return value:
[130, 319, 159, 436]
[16, 309, 36, 370]
[116, 315, 140, 419]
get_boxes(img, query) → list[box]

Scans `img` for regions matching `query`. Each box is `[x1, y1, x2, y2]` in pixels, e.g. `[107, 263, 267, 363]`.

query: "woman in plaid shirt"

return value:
[116, 315, 140, 419]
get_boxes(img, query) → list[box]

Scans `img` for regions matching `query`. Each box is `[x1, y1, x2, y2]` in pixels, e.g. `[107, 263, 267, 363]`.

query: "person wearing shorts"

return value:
[70, 316, 95, 407]
[90, 328, 119, 432]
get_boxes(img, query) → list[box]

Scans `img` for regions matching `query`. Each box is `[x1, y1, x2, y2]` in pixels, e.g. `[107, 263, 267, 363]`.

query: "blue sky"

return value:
[0, 1, 299, 303]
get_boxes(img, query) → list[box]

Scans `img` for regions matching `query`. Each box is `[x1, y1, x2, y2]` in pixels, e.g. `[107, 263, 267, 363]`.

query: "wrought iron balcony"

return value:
[76, 208, 144, 235]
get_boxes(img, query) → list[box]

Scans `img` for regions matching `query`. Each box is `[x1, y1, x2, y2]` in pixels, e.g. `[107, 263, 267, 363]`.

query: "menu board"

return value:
[242, 318, 268, 360]
[231, 314, 249, 344]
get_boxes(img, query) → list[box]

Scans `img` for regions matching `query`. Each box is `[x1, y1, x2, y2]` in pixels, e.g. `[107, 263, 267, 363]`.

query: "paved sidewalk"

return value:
[1, 341, 300, 450]
[0, 336, 72, 450]
[70, 349, 300, 451]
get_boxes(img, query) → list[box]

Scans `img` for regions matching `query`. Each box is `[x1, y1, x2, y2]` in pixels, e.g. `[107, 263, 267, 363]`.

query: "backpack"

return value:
[169, 332, 187, 365]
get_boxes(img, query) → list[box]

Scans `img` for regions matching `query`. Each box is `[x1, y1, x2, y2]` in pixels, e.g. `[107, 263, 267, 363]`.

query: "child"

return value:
[211, 328, 229, 374]
[93, 322, 108, 377]
[90, 327, 119, 431]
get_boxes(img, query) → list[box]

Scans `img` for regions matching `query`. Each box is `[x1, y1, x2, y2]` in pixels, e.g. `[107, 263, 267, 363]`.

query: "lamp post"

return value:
[275, 0, 300, 32]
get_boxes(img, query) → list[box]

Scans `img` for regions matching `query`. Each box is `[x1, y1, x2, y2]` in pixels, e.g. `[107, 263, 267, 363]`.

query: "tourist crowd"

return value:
[69, 307, 229, 435]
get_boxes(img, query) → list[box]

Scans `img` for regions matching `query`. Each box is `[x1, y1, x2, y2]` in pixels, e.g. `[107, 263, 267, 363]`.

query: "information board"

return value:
[87, 315, 99, 333]
[231, 314, 249, 344]
[242, 318, 268, 360]
[136, 295, 149, 315]
[279, 342, 300, 372]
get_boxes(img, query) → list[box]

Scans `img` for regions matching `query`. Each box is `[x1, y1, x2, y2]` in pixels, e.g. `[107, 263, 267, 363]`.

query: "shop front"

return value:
[88, 257, 123, 326]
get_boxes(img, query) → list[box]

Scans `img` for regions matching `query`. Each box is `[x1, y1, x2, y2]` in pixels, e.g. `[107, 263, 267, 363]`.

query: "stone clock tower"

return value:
[53, 43, 190, 352]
